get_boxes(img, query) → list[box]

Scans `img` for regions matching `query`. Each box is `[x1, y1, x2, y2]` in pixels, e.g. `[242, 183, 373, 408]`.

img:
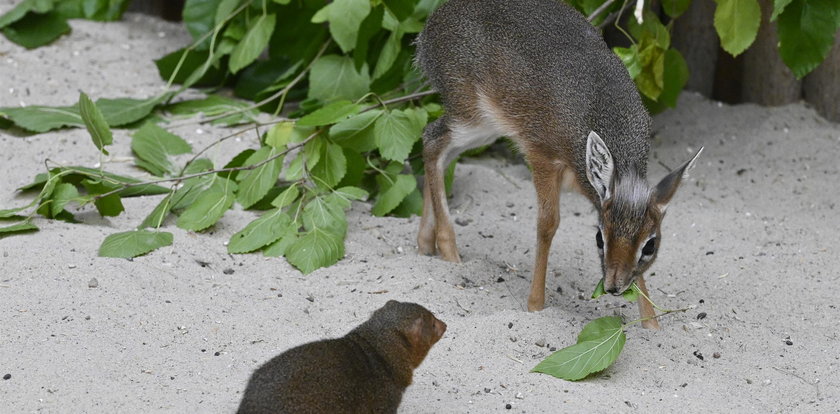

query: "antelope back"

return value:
[416, 0, 652, 205]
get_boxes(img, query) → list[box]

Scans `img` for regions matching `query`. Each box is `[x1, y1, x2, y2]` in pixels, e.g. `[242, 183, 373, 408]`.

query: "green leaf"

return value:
[314, 0, 371, 53]
[0, 220, 38, 237]
[614, 46, 642, 79]
[55, 166, 169, 197]
[271, 185, 300, 208]
[297, 101, 362, 127]
[2, 11, 70, 49]
[591, 279, 607, 299]
[374, 109, 426, 162]
[354, 5, 385, 71]
[576, 316, 624, 343]
[228, 209, 293, 253]
[0, 203, 33, 218]
[532, 317, 626, 381]
[50, 183, 79, 217]
[0, 0, 55, 29]
[98, 230, 173, 258]
[176, 184, 236, 231]
[330, 110, 381, 151]
[373, 30, 403, 80]
[236, 146, 284, 209]
[0, 104, 81, 133]
[383, 0, 418, 21]
[154, 47, 225, 87]
[80, 179, 125, 217]
[777, 0, 839, 78]
[215, 0, 240, 26]
[96, 94, 169, 127]
[165, 95, 258, 126]
[655, 49, 689, 108]
[662, 0, 692, 18]
[131, 123, 193, 177]
[229, 13, 276, 74]
[140, 194, 172, 229]
[771, 0, 794, 21]
[713, 0, 761, 57]
[308, 55, 371, 102]
[372, 174, 416, 216]
[333, 186, 368, 201]
[263, 228, 298, 257]
[302, 196, 347, 232]
[285, 226, 345, 273]
[266, 121, 295, 149]
[310, 143, 347, 188]
[78, 92, 113, 155]
[182, 0, 223, 48]
[635, 41, 666, 101]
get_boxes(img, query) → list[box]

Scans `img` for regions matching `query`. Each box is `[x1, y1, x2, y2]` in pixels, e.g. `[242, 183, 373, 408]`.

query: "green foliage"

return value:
[776, 0, 840, 78]
[0, 0, 129, 48]
[532, 316, 626, 381]
[78, 92, 113, 155]
[98, 230, 173, 258]
[713, 0, 761, 57]
[591, 279, 640, 302]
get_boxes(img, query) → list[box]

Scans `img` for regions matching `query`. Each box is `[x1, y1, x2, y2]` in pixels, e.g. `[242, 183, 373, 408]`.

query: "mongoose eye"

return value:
[595, 230, 604, 250]
[641, 237, 656, 256]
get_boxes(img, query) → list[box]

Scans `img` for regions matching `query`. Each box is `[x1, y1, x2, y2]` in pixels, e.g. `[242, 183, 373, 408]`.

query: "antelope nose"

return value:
[605, 286, 620, 295]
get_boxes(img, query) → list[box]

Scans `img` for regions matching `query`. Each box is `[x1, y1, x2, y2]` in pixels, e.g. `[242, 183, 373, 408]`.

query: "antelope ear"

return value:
[585, 131, 614, 204]
[654, 147, 703, 211]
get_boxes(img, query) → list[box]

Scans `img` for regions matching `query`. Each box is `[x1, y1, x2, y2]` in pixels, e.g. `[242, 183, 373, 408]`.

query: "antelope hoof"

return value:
[440, 250, 461, 263]
[417, 238, 436, 256]
[527, 298, 544, 312]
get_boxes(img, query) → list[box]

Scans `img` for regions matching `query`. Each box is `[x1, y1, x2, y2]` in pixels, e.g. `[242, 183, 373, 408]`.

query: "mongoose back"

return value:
[415, 0, 702, 328]
[236, 301, 447, 414]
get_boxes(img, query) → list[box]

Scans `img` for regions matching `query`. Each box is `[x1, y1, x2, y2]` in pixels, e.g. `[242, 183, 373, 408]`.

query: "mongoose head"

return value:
[585, 131, 703, 295]
[374, 301, 447, 368]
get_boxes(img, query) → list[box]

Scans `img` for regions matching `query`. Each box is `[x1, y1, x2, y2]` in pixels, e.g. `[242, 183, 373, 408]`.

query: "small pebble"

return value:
[506, 202, 514, 208]
[508, 322, 513, 329]
[306, 295, 315, 302]
[515, 392, 524, 399]
[785, 340, 793, 346]
[549, 347, 557, 352]
[455, 218, 471, 226]
[510, 336, 517, 343]
[88, 278, 99, 288]
[535, 339, 546, 347]
[713, 352, 721, 359]
[2, 374, 10, 380]
[214, 351, 220, 356]
[693, 350, 704, 360]
[484, 388, 491, 393]
[746, 378, 753, 384]
[505, 403, 512, 409]
[496, 277, 505, 283]
[223, 268, 235, 275]
[696, 312, 707, 320]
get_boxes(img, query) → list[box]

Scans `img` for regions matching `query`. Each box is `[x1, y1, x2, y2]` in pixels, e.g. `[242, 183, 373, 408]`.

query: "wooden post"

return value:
[740, 0, 801, 106]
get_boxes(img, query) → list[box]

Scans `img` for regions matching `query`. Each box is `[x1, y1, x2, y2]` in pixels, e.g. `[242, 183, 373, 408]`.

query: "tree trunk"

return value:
[671, 0, 718, 97]
[740, 0, 801, 105]
[128, 0, 184, 21]
[803, 32, 840, 122]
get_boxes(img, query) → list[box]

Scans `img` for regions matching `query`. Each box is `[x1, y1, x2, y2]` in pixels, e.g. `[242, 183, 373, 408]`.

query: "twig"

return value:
[93, 130, 320, 201]
[360, 90, 438, 113]
[506, 354, 524, 364]
[455, 297, 471, 313]
[587, 0, 617, 22]
[772, 367, 821, 399]
[166, 41, 331, 129]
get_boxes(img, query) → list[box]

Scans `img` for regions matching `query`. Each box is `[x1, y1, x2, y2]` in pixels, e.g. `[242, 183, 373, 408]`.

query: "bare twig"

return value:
[360, 90, 438, 113]
[587, 0, 617, 22]
[93, 130, 320, 201]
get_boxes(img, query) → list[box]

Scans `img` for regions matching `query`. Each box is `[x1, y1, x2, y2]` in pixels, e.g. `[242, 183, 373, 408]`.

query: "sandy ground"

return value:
[2, 6, 840, 414]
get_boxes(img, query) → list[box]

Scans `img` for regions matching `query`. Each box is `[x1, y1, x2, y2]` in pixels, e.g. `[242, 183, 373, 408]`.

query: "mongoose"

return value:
[237, 300, 447, 414]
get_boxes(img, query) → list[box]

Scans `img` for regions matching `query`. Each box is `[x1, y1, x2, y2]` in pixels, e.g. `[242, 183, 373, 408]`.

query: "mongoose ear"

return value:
[403, 317, 425, 348]
[653, 147, 703, 212]
[585, 131, 614, 204]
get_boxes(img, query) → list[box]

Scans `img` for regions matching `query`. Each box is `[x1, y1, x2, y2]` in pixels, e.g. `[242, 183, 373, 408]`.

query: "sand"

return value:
[1, 6, 839, 413]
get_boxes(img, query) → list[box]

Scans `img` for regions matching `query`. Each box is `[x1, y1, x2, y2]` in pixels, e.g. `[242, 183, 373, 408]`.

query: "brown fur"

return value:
[415, 0, 702, 329]
[237, 301, 446, 414]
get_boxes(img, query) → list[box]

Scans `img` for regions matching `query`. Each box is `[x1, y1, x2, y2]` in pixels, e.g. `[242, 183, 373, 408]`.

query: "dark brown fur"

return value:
[237, 301, 446, 414]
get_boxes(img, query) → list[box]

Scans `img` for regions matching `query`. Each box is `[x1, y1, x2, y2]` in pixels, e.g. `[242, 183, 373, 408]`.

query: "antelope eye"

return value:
[641, 237, 656, 256]
[595, 230, 604, 249]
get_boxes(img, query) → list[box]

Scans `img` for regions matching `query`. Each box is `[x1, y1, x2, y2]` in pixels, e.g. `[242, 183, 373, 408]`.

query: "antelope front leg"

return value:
[527, 163, 561, 311]
[425, 157, 460, 263]
[636, 275, 660, 329]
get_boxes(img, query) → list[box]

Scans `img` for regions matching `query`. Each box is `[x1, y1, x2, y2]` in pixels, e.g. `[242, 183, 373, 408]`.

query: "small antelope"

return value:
[415, 0, 702, 329]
